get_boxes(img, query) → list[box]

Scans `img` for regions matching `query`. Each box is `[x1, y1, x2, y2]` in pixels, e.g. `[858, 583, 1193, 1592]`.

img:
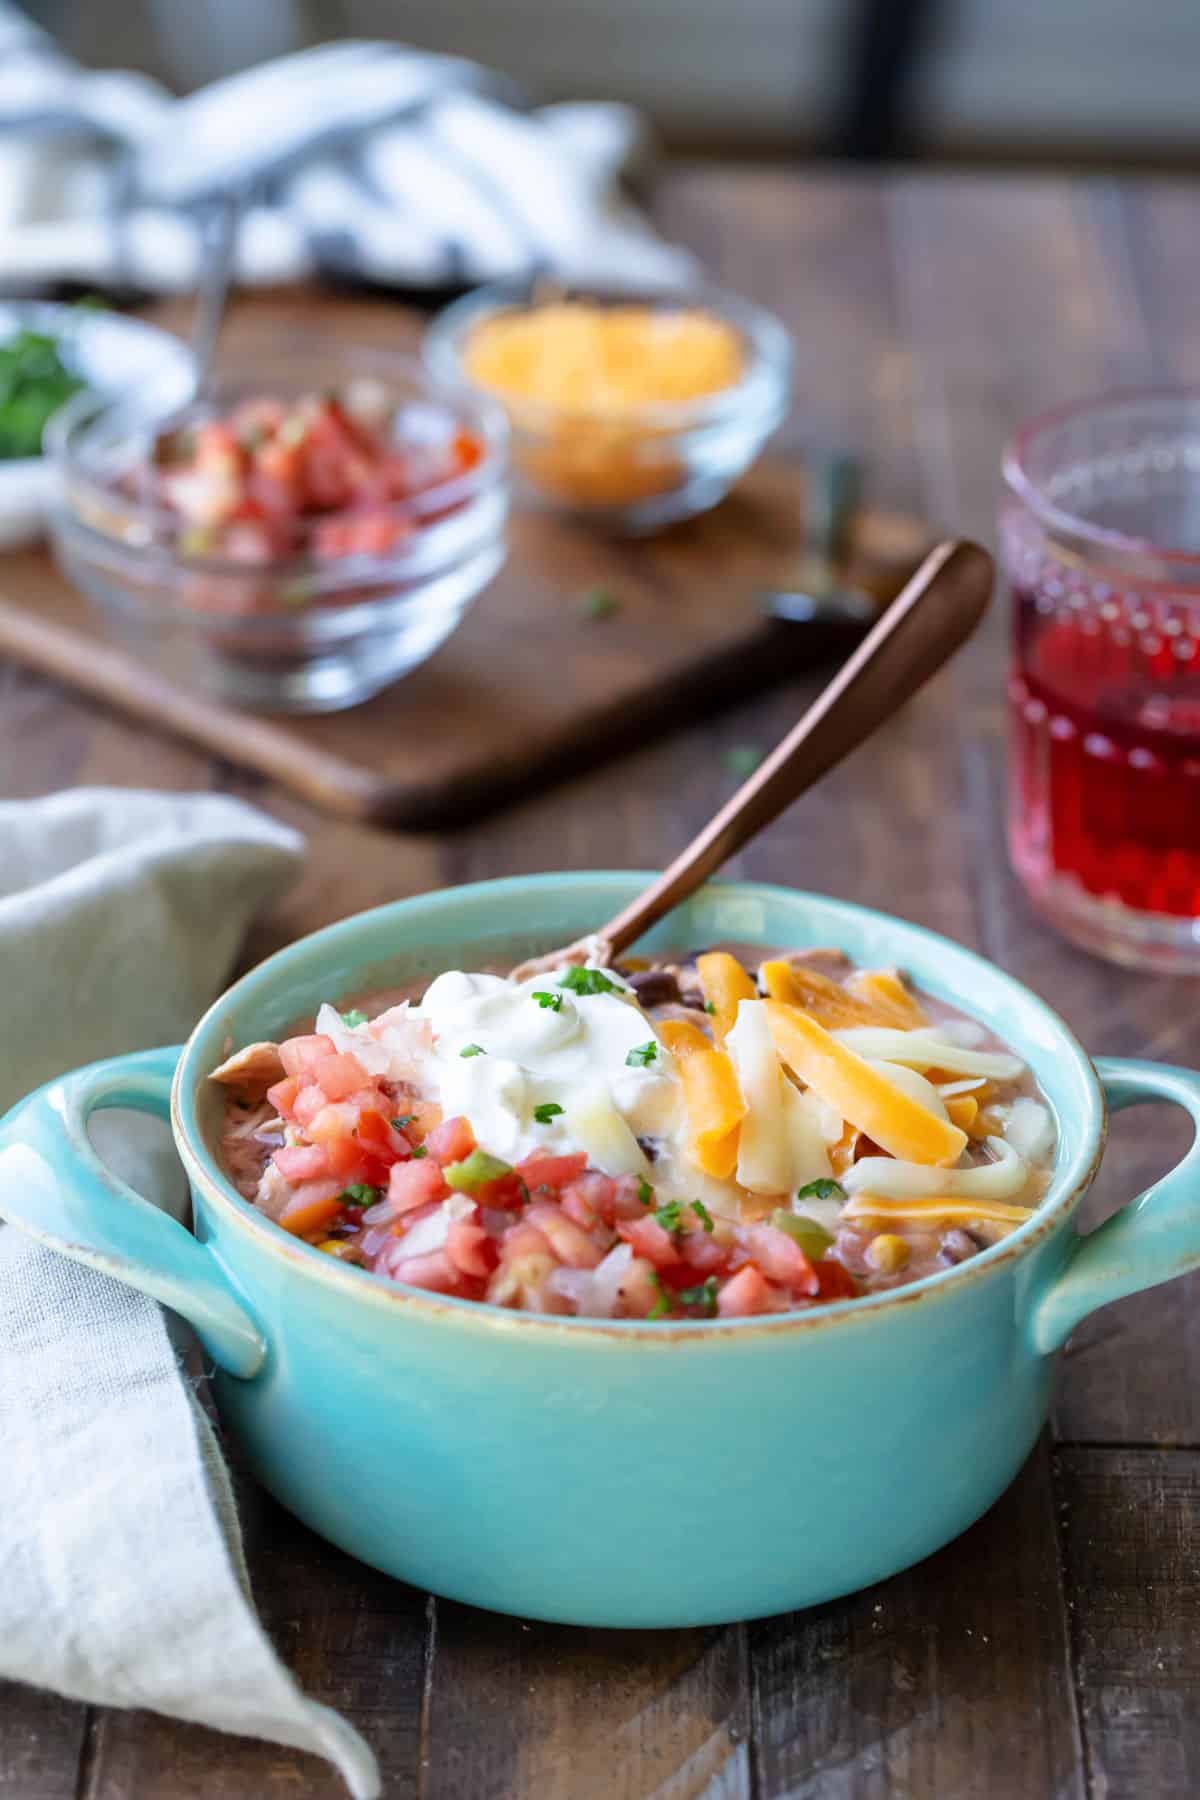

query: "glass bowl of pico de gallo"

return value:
[45, 347, 509, 713]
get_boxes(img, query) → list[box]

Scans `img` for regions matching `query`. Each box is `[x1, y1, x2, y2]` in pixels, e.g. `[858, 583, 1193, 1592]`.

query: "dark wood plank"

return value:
[0, 1684, 91, 1800]
[1056, 1446, 1200, 1798]
[423, 1610, 751, 1800]
[84, 1492, 428, 1799]
[750, 1442, 1083, 1799]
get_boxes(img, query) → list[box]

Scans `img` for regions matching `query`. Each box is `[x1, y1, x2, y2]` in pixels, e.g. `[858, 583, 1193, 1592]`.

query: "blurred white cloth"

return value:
[0, 790, 380, 1799]
[0, 5, 693, 294]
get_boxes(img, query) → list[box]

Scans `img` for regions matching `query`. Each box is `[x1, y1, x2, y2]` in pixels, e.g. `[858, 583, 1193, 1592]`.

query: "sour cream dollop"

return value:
[414, 967, 683, 1170]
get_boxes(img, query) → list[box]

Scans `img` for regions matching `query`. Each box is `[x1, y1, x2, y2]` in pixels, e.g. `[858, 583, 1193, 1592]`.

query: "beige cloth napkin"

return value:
[0, 788, 380, 1799]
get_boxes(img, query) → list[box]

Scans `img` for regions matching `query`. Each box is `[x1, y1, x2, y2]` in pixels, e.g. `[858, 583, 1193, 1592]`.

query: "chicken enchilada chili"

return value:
[212, 947, 1055, 1320]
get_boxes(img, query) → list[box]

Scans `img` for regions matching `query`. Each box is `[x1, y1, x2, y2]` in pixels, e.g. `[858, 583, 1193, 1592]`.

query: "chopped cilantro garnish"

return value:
[460, 1043, 485, 1058]
[410, 1145, 428, 1159]
[558, 965, 620, 996]
[654, 1199, 683, 1235]
[692, 1199, 715, 1234]
[338, 1183, 382, 1210]
[637, 1176, 654, 1207]
[678, 1276, 719, 1317]
[625, 1040, 658, 1068]
[796, 1178, 846, 1202]
[704, 1000, 718, 1015]
[533, 1102, 564, 1124]
[725, 744, 765, 780]
[576, 584, 621, 622]
[340, 1008, 368, 1028]
[531, 990, 563, 1012]
[391, 1114, 416, 1131]
[647, 1271, 672, 1320]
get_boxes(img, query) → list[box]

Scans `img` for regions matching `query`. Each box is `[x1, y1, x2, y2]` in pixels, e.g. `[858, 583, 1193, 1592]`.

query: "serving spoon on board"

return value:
[513, 537, 992, 978]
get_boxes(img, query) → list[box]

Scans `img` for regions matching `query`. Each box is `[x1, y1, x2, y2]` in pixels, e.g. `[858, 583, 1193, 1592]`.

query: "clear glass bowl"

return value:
[46, 349, 509, 714]
[424, 281, 792, 535]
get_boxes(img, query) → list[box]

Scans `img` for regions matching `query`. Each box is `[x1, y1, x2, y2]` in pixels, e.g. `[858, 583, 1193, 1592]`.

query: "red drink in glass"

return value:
[1003, 392, 1200, 969]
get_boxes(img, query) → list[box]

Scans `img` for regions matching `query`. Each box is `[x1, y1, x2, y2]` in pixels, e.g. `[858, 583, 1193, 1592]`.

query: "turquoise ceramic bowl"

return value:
[4, 875, 1200, 1627]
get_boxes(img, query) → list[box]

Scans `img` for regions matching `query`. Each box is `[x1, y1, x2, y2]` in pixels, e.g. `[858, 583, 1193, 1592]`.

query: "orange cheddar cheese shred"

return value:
[759, 960, 890, 1029]
[843, 1194, 1034, 1227]
[696, 951, 757, 1042]
[763, 1001, 967, 1168]
[844, 968, 930, 1029]
[658, 1018, 746, 1180]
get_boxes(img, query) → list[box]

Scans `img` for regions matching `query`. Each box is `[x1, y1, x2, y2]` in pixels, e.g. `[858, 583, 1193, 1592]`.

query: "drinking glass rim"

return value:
[1003, 385, 1200, 581]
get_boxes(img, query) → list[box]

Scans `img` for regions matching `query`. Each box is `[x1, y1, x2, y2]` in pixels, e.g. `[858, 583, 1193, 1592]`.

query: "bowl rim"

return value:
[45, 345, 511, 581]
[422, 278, 794, 437]
[173, 873, 1104, 1341]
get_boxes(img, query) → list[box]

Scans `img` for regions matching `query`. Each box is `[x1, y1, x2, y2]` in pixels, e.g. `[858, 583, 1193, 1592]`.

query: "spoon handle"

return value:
[595, 538, 992, 960]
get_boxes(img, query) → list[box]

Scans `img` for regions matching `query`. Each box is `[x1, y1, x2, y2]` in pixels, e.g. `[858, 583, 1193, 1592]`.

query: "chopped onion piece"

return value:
[833, 1027, 1023, 1081]
[584, 1241, 633, 1317]
[315, 1002, 392, 1077]
[1003, 1097, 1054, 1163]
[842, 1136, 1029, 1201]
[937, 1076, 987, 1098]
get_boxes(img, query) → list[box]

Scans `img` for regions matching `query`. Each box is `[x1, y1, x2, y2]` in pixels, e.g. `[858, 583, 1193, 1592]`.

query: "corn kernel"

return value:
[866, 1232, 911, 1274]
[316, 1237, 356, 1259]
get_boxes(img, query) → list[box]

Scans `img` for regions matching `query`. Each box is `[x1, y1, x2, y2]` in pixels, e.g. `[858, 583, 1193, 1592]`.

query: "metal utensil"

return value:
[513, 538, 993, 978]
[762, 450, 879, 625]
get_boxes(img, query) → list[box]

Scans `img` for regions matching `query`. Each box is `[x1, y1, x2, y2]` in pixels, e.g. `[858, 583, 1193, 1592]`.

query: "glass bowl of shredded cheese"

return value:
[425, 283, 792, 533]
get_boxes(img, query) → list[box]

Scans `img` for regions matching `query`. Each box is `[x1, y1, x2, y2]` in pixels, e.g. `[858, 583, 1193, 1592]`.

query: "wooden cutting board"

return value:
[0, 460, 933, 826]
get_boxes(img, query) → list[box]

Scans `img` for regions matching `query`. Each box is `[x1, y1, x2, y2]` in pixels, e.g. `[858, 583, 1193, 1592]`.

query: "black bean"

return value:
[627, 967, 682, 1008]
[636, 1136, 660, 1163]
[938, 1228, 985, 1266]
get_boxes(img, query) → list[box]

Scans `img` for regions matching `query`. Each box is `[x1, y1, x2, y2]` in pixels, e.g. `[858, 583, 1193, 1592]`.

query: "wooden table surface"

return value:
[4, 164, 1200, 1800]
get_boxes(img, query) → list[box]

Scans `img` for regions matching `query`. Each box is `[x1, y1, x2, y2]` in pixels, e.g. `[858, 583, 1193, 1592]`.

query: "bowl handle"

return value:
[0, 1047, 266, 1379]
[1029, 1056, 1200, 1356]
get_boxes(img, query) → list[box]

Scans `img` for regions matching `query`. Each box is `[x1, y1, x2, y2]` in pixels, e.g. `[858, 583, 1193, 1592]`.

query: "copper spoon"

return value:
[513, 537, 992, 978]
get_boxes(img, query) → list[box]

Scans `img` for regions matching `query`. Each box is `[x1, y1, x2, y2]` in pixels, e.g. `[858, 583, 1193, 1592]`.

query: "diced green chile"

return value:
[771, 1209, 834, 1258]
[444, 1149, 514, 1191]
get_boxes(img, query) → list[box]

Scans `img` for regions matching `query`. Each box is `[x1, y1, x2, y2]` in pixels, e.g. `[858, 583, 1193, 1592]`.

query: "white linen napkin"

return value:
[0, 789, 381, 1799]
[0, 4, 693, 295]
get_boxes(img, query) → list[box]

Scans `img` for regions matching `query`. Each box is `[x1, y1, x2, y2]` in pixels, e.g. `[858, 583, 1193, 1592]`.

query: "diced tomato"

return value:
[617, 1215, 679, 1270]
[678, 1230, 725, 1275]
[292, 1082, 328, 1129]
[425, 1115, 476, 1167]
[561, 1173, 618, 1228]
[325, 1136, 369, 1181]
[717, 1264, 773, 1318]
[272, 1143, 331, 1182]
[525, 1202, 604, 1270]
[389, 1250, 460, 1294]
[474, 1169, 528, 1211]
[742, 1223, 819, 1295]
[312, 1051, 371, 1101]
[356, 1108, 411, 1161]
[278, 1033, 337, 1077]
[306, 1101, 358, 1146]
[614, 1254, 662, 1318]
[516, 1151, 589, 1192]
[402, 1099, 443, 1144]
[446, 1221, 499, 1280]
[266, 1075, 303, 1121]
[814, 1257, 860, 1302]
[611, 1174, 651, 1221]
[388, 1156, 448, 1214]
[278, 1185, 345, 1238]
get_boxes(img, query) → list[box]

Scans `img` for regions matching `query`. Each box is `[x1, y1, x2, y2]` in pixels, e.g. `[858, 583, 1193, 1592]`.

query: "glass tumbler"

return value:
[1003, 391, 1200, 971]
